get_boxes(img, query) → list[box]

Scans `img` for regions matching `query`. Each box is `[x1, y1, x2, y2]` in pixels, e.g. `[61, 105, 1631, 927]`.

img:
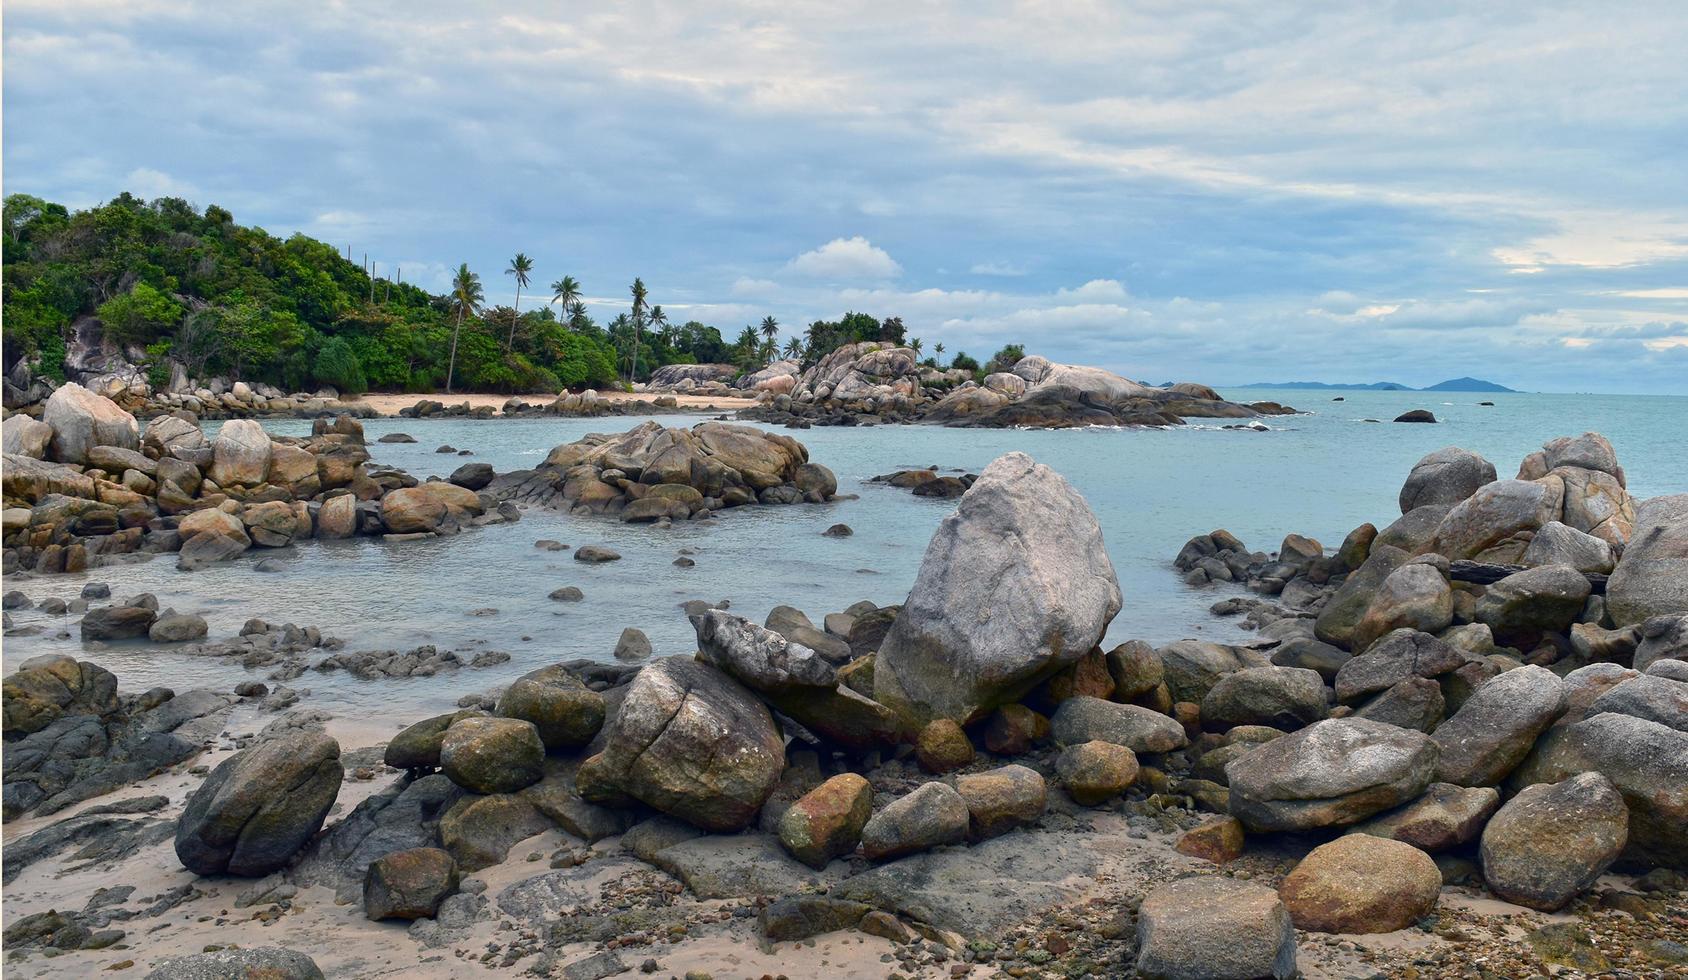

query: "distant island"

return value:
[1235, 376, 1517, 393]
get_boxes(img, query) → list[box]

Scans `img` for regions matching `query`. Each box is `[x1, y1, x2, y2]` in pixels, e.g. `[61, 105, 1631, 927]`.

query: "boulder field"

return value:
[3, 435, 1682, 978]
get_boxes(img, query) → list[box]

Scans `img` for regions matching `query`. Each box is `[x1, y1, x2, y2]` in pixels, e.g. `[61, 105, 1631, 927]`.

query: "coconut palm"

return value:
[565, 300, 587, 331]
[504, 253, 533, 350]
[628, 278, 649, 381]
[550, 275, 582, 330]
[760, 316, 779, 345]
[759, 338, 778, 364]
[648, 304, 668, 340]
[909, 336, 923, 356]
[782, 336, 803, 361]
[446, 263, 483, 394]
[933, 341, 945, 367]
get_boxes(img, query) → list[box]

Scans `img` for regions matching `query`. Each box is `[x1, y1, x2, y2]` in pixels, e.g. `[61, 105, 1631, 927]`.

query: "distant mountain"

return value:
[1420, 377, 1517, 392]
[1236, 377, 1515, 392]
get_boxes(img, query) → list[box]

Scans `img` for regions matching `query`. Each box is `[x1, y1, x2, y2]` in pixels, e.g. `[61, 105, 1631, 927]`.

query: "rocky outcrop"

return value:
[1398, 447, 1497, 514]
[40, 382, 140, 464]
[873, 452, 1122, 726]
[1606, 494, 1688, 626]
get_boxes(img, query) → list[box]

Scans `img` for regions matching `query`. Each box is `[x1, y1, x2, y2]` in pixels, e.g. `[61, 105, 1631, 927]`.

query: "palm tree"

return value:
[628, 278, 649, 382]
[909, 336, 923, 357]
[760, 315, 779, 345]
[566, 300, 587, 331]
[504, 253, 533, 350]
[446, 263, 483, 394]
[759, 338, 778, 364]
[648, 305, 669, 344]
[933, 341, 945, 367]
[551, 275, 582, 330]
[782, 336, 803, 361]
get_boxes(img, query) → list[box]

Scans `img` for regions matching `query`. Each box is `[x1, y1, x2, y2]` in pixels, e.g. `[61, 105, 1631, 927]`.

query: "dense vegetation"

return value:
[2, 193, 1016, 395]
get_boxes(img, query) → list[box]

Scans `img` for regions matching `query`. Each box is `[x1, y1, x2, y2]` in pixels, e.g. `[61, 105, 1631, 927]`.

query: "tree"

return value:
[504, 252, 533, 350]
[908, 336, 923, 356]
[759, 338, 777, 364]
[551, 275, 581, 328]
[760, 315, 779, 345]
[987, 343, 1026, 373]
[951, 350, 980, 372]
[447, 263, 483, 393]
[566, 300, 587, 331]
[933, 341, 945, 367]
[648, 304, 668, 340]
[628, 277, 648, 382]
[782, 336, 803, 361]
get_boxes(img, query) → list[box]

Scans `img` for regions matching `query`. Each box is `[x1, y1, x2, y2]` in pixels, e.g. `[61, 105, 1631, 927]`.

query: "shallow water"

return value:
[5, 388, 1685, 726]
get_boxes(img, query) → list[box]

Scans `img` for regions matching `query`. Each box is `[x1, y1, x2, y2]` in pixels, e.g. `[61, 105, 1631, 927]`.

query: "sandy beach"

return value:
[346, 390, 761, 417]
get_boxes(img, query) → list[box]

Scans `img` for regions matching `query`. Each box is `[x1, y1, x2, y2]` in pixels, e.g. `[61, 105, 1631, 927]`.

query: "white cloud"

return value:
[730, 277, 779, 295]
[1055, 279, 1129, 303]
[784, 236, 902, 280]
[970, 261, 1025, 277]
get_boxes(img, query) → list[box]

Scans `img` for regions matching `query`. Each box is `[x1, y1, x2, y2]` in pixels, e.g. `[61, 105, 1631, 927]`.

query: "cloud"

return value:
[970, 261, 1025, 277]
[1056, 279, 1129, 303]
[784, 237, 902, 280]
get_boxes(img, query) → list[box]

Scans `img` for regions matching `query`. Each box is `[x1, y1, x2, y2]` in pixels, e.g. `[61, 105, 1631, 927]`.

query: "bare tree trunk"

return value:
[446, 308, 463, 394]
[630, 318, 642, 385]
[507, 285, 521, 351]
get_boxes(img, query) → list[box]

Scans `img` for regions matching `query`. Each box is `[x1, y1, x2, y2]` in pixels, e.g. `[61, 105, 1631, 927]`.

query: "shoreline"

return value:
[345, 390, 762, 416]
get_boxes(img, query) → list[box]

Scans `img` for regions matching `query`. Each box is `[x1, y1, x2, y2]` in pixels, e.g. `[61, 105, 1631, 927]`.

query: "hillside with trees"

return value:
[2, 193, 1011, 397]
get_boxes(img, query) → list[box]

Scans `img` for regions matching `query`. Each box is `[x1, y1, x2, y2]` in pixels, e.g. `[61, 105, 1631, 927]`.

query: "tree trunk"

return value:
[630, 321, 642, 385]
[507, 285, 521, 351]
[446, 308, 463, 394]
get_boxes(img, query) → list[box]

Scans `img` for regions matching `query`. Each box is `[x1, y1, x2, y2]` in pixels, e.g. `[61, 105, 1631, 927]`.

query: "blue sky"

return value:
[4, 1, 1686, 393]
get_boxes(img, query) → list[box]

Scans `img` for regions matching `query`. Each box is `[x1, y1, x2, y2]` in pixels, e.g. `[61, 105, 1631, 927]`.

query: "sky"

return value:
[4, 1, 1687, 394]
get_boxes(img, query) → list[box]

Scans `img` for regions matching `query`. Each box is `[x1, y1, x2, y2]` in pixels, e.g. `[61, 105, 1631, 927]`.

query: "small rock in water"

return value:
[378, 432, 417, 443]
[255, 558, 284, 573]
[549, 587, 585, 602]
[1394, 409, 1437, 423]
[81, 582, 111, 599]
[672, 557, 695, 568]
[435, 444, 456, 453]
[614, 627, 652, 661]
[574, 546, 621, 563]
[822, 523, 853, 537]
[534, 539, 569, 551]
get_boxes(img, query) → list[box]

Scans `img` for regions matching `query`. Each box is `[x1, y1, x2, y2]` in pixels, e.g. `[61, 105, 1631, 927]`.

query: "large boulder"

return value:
[1279, 835, 1441, 934]
[954, 764, 1046, 840]
[1431, 664, 1566, 787]
[438, 717, 545, 794]
[1158, 640, 1268, 704]
[1606, 494, 1688, 627]
[363, 846, 458, 920]
[207, 419, 272, 487]
[1350, 563, 1453, 653]
[1431, 479, 1562, 563]
[1521, 521, 1615, 574]
[1201, 666, 1328, 732]
[175, 730, 344, 876]
[1348, 782, 1499, 852]
[860, 781, 969, 861]
[41, 382, 139, 464]
[1226, 718, 1439, 832]
[1049, 696, 1187, 753]
[1333, 629, 1468, 704]
[873, 452, 1122, 726]
[1, 414, 52, 459]
[1508, 712, 1688, 868]
[495, 666, 605, 750]
[778, 773, 873, 869]
[1633, 613, 1688, 674]
[1398, 447, 1496, 514]
[1315, 545, 1408, 650]
[590, 656, 784, 831]
[1, 655, 118, 735]
[1586, 674, 1688, 732]
[1474, 565, 1591, 644]
[1481, 772, 1628, 911]
[1136, 877, 1297, 980]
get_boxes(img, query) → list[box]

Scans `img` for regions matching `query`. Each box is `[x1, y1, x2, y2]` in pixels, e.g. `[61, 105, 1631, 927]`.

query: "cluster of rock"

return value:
[484, 420, 838, 522]
[397, 390, 701, 420]
[2, 382, 518, 575]
[1164, 431, 1687, 911]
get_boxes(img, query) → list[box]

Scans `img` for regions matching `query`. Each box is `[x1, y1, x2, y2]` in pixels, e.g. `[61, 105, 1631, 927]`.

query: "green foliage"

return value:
[986, 344, 1026, 373]
[950, 351, 981, 373]
[95, 282, 185, 346]
[145, 340, 173, 390]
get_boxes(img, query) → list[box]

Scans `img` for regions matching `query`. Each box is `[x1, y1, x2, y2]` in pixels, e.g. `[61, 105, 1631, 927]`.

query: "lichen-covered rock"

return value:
[777, 773, 873, 869]
[1350, 563, 1454, 652]
[1, 655, 118, 735]
[1136, 877, 1297, 980]
[873, 452, 1121, 727]
[363, 846, 458, 920]
[915, 718, 975, 773]
[1431, 665, 1566, 787]
[591, 656, 784, 831]
[1431, 479, 1562, 563]
[1226, 718, 1438, 832]
[1157, 640, 1268, 704]
[143, 948, 325, 980]
[1050, 696, 1187, 753]
[1200, 666, 1328, 732]
[955, 764, 1046, 840]
[1279, 835, 1441, 933]
[1475, 564, 1592, 644]
[495, 666, 605, 750]
[1522, 521, 1616, 574]
[1481, 772, 1628, 911]
[1333, 629, 1468, 704]
[438, 717, 545, 795]
[1606, 494, 1688, 627]
[1348, 783, 1499, 852]
[860, 781, 969, 861]
[175, 730, 343, 876]
[1055, 741, 1139, 805]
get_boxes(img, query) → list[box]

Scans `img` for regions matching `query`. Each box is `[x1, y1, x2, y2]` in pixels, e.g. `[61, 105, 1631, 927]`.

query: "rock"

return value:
[759, 895, 869, 942]
[79, 604, 157, 641]
[1226, 718, 1439, 832]
[1432, 479, 1562, 563]
[592, 656, 784, 831]
[1, 414, 52, 458]
[364, 847, 458, 920]
[1607, 494, 1688, 626]
[1634, 613, 1688, 674]
[777, 773, 874, 869]
[207, 418, 272, 486]
[1200, 666, 1328, 732]
[792, 461, 837, 499]
[1509, 712, 1687, 868]
[1481, 772, 1628, 911]
[574, 545, 622, 563]
[822, 523, 852, 537]
[1105, 640, 1164, 698]
[1157, 640, 1267, 704]
[439, 717, 546, 794]
[1269, 636, 1350, 681]
[1523, 521, 1616, 573]
[549, 586, 585, 602]
[1175, 815, 1246, 864]
[1333, 629, 1468, 703]
[613, 627, 651, 661]
[1432, 664, 1566, 786]
[1315, 545, 1409, 649]
[448, 462, 494, 490]
[496, 666, 605, 750]
[955, 764, 1046, 840]
[873, 452, 1122, 726]
[316, 493, 357, 539]
[915, 718, 975, 773]
[142, 948, 325, 980]
[1475, 564, 1592, 643]
[175, 730, 343, 876]
[860, 781, 969, 861]
[1394, 409, 1436, 423]
[42, 382, 139, 464]
[1279, 835, 1441, 933]
[1050, 696, 1187, 753]
[1349, 783, 1500, 852]
[1055, 741, 1138, 805]
[149, 613, 208, 643]
[982, 703, 1051, 755]
[439, 792, 551, 871]
[384, 711, 478, 770]
[1, 656, 118, 734]
[1351, 563, 1453, 652]
[1587, 674, 1688, 732]
[1399, 447, 1497, 514]
[1136, 877, 1296, 980]
[1353, 676, 1446, 732]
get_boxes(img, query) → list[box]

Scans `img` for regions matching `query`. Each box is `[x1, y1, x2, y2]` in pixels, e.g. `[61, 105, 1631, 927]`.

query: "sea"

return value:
[5, 388, 1685, 726]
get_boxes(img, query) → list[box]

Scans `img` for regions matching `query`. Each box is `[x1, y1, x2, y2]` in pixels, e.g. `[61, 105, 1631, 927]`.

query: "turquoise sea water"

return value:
[5, 389, 1685, 723]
